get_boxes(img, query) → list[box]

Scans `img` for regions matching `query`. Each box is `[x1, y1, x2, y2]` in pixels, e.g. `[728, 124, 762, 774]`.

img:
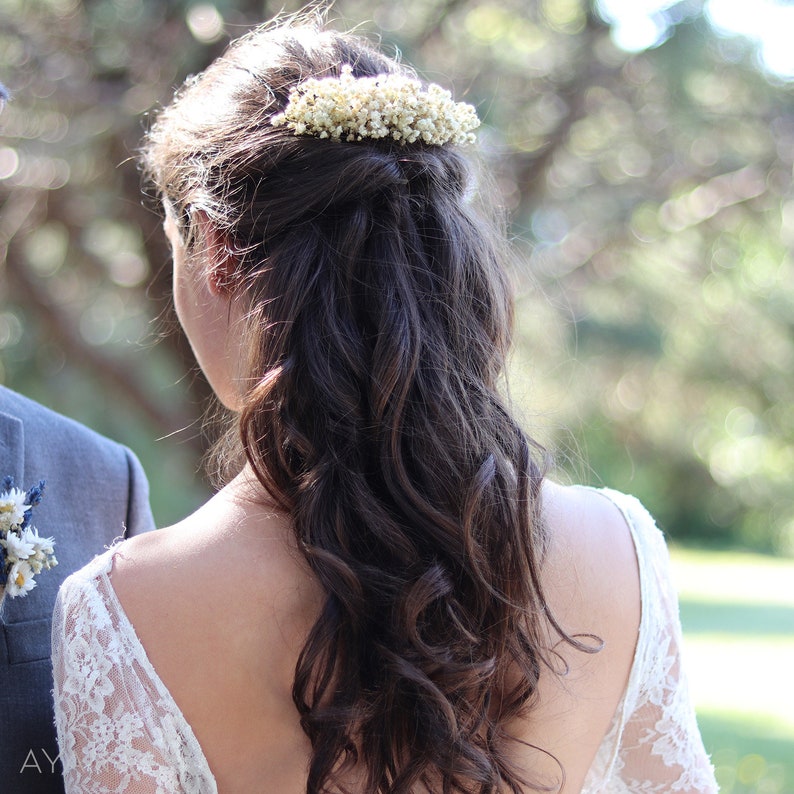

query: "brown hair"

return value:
[142, 16, 582, 793]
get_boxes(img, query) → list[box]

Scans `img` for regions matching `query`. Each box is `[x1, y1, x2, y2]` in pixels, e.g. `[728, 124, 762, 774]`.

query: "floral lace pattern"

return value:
[52, 489, 717, 793]
[51, 549, 217, 794]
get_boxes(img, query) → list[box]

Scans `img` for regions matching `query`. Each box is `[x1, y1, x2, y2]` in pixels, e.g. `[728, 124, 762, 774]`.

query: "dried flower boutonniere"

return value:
[0, 477, 57, 598]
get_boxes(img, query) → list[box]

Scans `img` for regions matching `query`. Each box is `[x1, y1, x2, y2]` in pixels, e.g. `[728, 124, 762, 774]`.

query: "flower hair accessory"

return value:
[271, 65, 480, 146]
[0, 477, 56, 599]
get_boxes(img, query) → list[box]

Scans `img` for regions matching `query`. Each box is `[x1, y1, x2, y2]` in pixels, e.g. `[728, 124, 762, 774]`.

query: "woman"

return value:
[51, 17, 718, 794]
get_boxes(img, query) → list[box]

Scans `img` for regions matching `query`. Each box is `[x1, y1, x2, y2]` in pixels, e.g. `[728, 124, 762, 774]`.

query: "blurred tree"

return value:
[0, 0, 791, 549]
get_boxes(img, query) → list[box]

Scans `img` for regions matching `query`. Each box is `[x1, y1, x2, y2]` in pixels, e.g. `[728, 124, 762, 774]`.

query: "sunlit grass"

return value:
[670, 547, 794, 794]
[671, 548, 794, 606]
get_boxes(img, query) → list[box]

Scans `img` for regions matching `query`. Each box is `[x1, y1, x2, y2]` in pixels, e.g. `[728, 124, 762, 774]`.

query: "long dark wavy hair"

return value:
[142, 16, 586, 794]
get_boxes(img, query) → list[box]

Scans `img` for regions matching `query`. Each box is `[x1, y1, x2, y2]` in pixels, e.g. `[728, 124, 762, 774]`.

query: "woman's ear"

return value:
[193, 209, 239, 295]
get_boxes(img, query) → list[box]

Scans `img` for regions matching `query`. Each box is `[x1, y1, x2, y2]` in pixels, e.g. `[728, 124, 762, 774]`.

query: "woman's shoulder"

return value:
[108, 489, 317, 618]
[102, 486, 320, 784]
[501, 483, 645, 789]
[106, 486, 323, 691]
[541, 482, 665, 586]
[538, 481, 679, 708]
[539, 481, 644, 699]
[540, 481, 643, 599]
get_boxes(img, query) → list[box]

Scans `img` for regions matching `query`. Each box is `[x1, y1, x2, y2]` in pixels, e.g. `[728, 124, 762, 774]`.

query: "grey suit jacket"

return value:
[0, 385, 156, 794]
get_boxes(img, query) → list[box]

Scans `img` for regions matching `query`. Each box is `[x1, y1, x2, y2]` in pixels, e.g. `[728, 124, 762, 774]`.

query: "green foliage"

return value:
[0, 0, 792, 550]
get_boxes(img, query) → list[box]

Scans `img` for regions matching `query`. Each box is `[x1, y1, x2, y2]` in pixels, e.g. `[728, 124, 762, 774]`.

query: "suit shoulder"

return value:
[0, 385, 128, 459]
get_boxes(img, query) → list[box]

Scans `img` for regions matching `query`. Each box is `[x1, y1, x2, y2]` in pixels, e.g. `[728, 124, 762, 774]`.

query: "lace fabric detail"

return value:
[51, 490, 717, 793]
[51, 547, 217, 794]
[580, 489, 718, 793]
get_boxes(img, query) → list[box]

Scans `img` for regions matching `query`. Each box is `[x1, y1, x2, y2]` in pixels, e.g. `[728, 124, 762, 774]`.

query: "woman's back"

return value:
[56, 477, 640, 793]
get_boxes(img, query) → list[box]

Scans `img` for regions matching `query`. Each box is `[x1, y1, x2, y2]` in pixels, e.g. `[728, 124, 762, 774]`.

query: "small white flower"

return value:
[6, 560, 37, 597]
[24, 526, 55, 557]
[0, 488, 28, 532]
[271, 64, 480, 147]
[1, 530, 36, 561]
[20, 527, 57, 574]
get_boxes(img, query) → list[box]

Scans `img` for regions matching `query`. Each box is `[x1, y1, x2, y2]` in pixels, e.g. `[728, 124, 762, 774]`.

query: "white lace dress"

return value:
[51, 489, 718, 793]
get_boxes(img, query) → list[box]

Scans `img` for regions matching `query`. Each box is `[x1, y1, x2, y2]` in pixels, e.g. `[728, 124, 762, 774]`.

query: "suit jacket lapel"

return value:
[0, 410, 24, 493]
[0, 411, 24, 624]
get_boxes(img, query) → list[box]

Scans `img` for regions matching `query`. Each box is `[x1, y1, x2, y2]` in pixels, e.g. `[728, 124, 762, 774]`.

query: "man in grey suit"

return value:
[0, 385, 156, 793]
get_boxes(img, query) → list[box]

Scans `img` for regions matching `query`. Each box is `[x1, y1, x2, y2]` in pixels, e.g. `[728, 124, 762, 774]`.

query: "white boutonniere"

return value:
[0, 477, 57, 598]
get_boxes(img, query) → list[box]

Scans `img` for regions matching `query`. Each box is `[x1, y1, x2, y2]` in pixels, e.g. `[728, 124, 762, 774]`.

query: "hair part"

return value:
[142, 16, 593, 793]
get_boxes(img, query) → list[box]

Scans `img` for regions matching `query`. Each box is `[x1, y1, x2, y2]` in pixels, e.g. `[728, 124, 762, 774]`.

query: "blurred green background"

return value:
[1, 0, 792, 790]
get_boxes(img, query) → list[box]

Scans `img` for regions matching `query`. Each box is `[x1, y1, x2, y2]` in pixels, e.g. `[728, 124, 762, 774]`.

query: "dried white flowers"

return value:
[271, 65, 480, 146]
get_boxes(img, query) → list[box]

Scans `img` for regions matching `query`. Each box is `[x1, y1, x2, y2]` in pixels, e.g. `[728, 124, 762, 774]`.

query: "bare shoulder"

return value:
[109, 487, 322, 695]
[108, 506, 222, 626]
[107, 486, 320, 787]
[540, 480, 640, 632]
[504, 481, 642, 791]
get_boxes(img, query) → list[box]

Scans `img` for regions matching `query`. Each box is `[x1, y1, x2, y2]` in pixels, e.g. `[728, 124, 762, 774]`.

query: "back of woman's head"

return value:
[143, 16, 565, 794]
[143, 18, 510, 385]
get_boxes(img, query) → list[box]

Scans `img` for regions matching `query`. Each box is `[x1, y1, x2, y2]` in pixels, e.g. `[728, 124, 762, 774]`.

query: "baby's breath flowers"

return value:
[0, 477, 56, 599]
[271, 65, 480, 146]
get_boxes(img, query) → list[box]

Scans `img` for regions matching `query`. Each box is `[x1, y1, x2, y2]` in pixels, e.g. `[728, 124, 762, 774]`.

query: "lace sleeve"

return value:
[597, 491, 718, 793]
[51, 552, 216, 794]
